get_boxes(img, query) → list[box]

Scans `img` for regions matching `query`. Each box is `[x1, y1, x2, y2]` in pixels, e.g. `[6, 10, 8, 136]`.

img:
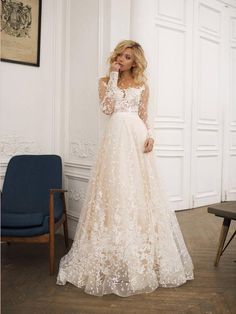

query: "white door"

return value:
[153, 0, 194, 211]
[222, 5, 236, 201]
[190, 0, 226, 207]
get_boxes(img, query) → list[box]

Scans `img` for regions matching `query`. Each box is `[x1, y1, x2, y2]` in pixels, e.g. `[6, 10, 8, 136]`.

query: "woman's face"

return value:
[116, 48, 135, 72]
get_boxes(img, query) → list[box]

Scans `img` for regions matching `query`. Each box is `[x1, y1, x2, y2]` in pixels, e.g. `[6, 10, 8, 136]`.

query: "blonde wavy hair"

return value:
[105, 40, 148, 85]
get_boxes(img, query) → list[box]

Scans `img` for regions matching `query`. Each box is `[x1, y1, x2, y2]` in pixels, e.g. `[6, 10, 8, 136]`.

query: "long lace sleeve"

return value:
[138, 83, 154, 139]
[98, 71, 119, 115]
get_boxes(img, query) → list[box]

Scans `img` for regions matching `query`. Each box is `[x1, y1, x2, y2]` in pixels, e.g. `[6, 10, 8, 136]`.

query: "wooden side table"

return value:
[207, 201, 236, 266]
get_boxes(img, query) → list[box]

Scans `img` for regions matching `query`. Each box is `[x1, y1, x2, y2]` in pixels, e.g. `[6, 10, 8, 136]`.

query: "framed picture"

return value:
[0, 0, 42, 67]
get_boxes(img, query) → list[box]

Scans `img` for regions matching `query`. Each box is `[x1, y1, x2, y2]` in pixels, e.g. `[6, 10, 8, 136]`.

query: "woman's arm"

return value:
[138, 83, 154, 139]
[98, 71, 119, 115]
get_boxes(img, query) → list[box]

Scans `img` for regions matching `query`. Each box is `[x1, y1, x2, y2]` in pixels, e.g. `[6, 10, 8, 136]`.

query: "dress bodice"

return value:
[98, 71, 154, 139]
[112, 85, 145, 113]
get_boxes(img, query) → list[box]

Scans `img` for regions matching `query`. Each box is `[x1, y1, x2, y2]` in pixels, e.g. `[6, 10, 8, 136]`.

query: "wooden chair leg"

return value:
[63, 214, 69, 249]
[49, 233, 55, 275]
[49, 192, 55, 275]
[61, 193, 69, 250]
[214, 218, 231, 267]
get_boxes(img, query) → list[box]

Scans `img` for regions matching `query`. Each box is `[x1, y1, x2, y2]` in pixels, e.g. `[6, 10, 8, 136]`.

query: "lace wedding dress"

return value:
[56, 71, 194, 297]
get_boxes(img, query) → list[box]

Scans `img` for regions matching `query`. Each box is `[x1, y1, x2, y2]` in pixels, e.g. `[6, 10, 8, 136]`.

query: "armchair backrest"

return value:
[2, 155, 63, 216]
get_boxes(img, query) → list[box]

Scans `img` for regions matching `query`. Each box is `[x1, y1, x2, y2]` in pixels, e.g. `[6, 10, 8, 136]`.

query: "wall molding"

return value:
[0, 134, 41, 160]
[69, 139, 97, 159]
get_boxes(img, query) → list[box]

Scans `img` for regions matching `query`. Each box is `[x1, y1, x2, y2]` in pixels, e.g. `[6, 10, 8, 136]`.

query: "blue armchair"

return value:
[1, 154, 69, 275]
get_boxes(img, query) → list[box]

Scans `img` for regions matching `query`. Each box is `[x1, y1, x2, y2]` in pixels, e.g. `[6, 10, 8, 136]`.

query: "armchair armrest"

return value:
[49, 189, 67, 218]
[50, 189, 68, 194]
[49, 189, 68, 235]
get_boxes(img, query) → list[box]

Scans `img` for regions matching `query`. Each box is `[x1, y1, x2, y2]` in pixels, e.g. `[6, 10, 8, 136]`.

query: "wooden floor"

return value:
[2, 204, 236, 314]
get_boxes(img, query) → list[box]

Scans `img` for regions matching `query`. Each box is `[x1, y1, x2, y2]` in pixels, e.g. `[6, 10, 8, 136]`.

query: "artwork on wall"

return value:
[0, 0, 42, 67]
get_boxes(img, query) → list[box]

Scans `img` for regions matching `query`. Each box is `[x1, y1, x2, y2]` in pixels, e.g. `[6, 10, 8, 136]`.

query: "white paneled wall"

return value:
[191, 0, 224, 207]
[153, 0, 193, 211]
[62, 0, 101, 236]
[222, 4, 236, 201]
[191, 0, 236, 206]
[129, 0, 236, 211]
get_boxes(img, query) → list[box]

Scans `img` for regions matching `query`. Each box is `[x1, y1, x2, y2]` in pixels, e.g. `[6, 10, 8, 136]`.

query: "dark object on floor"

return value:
[1, 154, 69, 275]
[207, 201, 236, 266]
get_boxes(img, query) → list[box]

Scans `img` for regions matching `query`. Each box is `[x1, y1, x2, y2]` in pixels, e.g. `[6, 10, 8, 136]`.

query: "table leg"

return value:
[214, 218, 231, 266]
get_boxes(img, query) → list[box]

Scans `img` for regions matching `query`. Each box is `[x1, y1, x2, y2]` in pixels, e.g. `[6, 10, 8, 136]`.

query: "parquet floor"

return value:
[1, 204, 236, 314]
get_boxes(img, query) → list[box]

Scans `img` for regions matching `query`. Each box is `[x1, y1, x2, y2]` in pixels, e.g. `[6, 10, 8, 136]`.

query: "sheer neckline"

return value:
[117, 84, 145, 91]
[101, 77, 145, 90]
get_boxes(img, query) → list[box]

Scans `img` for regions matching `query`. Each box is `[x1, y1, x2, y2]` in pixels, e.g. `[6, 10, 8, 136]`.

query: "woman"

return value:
[56, 40, 194, 297]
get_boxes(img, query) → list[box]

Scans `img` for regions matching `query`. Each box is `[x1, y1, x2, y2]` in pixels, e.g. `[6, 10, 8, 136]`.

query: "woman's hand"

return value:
[144, 138, 154, 153]
[110, 61, 121, 72]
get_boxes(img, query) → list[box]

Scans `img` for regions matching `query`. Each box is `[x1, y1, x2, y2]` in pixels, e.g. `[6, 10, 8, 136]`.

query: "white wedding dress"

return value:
[56, 71, 194, 297]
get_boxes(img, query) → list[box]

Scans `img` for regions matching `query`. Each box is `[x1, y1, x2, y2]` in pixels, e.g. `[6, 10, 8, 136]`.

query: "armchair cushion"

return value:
[1, 212, 44, 228]
[1, 216, 50, 237]
[1, 213, 63, 237]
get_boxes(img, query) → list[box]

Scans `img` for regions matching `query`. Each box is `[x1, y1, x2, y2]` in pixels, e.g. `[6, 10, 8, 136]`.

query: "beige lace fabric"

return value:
[56, 71, 194, 297]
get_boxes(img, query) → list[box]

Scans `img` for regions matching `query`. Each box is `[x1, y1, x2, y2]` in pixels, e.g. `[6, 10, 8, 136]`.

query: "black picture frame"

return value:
[0, 0, 42, 67]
